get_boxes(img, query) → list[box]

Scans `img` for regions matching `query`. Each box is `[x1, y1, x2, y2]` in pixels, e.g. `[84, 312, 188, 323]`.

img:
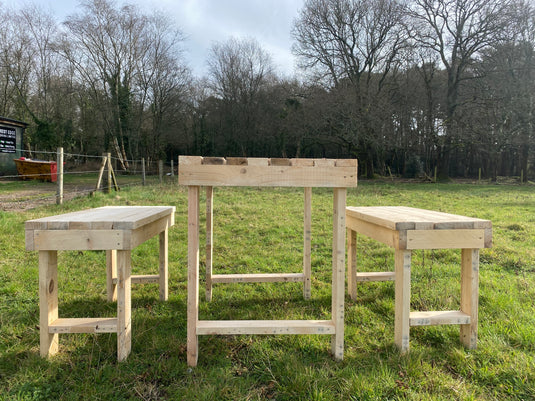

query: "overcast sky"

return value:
[9, 0, 305, 78]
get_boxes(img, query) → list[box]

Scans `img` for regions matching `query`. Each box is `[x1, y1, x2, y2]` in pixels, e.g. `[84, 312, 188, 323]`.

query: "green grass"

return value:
[1, 181, 534, 400]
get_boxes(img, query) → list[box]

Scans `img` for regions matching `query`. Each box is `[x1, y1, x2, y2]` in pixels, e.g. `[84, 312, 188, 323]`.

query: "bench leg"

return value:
[117, 250, 132, 362]
[460, 249, 479, 349]
[205, 186, 213, 302]
[303, 187, 312, 300]
[159, 227, 169, 301]
[39, 250, 59, 357]
[188, 186, 200, 367]
[106, 250, 117, 302]
[347, 228, 357, 300]
[331, 188, 346, 361]
[394, 249, 411, 353]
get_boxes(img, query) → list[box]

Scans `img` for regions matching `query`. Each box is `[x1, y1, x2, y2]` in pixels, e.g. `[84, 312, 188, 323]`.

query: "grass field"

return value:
[0, 180, 534, 400]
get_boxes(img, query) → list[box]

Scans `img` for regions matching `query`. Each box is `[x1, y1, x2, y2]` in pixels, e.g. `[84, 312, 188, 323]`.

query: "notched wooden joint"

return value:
[269, 158, 291, 166]
[226, 157, 248, 165]
[202, 157, 226, 165]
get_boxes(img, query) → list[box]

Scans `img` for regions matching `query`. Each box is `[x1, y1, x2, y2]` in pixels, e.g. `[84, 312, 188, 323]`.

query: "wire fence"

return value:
[1, 148, 177, 211]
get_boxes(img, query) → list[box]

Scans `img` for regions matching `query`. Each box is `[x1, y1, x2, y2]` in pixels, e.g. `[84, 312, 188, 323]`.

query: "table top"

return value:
[178, 156, 358, 188]
[346, 206, 491, 231]
[25, 206, 175, 231]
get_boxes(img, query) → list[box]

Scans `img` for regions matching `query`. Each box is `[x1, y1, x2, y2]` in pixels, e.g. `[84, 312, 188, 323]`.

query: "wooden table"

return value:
[179, 156, 358, 367]
[346, 206, 492, 352]
[25, 206, 175, 361]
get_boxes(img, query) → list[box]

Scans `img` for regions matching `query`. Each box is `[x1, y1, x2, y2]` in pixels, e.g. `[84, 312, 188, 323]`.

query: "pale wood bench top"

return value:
[25, 206, 175, 251]
[346, 206, 492, 231]
[25, 206, 175, 231]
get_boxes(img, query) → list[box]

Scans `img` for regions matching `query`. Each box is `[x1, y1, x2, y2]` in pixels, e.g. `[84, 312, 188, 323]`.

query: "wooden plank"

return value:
[26, 206, 174, 231]
[346, 207, 415, 231]
[406, 229, 485, 250]
[356, 272, 395, 282]
[179, 155, 203, 165]
[211, 273, 304, 283]
[131, 215, 173, 248]
[25, 229, 35, 251]
[112, 275, 160, 284]
[270, 158, 291, 166]
[178, 164, 358, 187]
[346, 215, 400, 248]
[95, 155, 107, 191]
[394, 249, 411, 353]
[291, 158, 314, 167]
[303, 187, 312, 300]
[33, 230, 125, 251]
[331, 188, 346, 361]
[106, 250, 117, 302]
[247, 158, 269, 166]
[314, 159, 336, 167]
[335, 159, 357, 167]
[25, 220, 48, 230]
[203, 157, 226, 165]
[460, 249, 479, 349]
[39, 250, 58, 357]
[347, 229, 357, 300]
[117, 250, 131, 362]
[226, 157, 247, 165]
[49, 318, 118, 333]
[196, 320, 336, 335]
[409, 311, 471, 326]
[111, 206, 175, 230]
[187, 186, 200, 367]
[346, 206, 492, 231]
[484, 227, 493, 248]
[206, 187, 213, 301]
[159, 227, 168, 301]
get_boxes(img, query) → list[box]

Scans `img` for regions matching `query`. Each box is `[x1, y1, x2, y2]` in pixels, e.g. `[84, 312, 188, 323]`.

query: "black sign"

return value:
[0, 126, 16, 153]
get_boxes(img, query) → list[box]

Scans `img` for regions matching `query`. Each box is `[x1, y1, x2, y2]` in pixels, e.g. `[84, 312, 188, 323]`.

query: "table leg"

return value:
[331, 188, 346, 361]
[394, 249, 411, 353]
[39, 250, 58, 357]
[205, 186, 213, 302]
[303, 187, 312, 300]
[188, 186, 200, 367]
[159, 226, 169, 301]
[460, 249, 479, 348]
[106, 250, 117, 302]
[117, 250, 132, 362]
[347, 228, 357, 300]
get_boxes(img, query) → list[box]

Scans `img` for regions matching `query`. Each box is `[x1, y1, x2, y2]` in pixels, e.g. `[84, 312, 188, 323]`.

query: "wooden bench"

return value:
[25, 206, 175, 361]
[346, 206, 492, 352]
[179, 156, 358, 367]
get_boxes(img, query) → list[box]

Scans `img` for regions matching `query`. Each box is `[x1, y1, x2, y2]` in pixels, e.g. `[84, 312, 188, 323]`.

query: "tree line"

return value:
[1, 0, 534, 180]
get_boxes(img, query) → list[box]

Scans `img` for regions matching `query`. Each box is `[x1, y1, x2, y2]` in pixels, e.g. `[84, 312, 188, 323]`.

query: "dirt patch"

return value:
[0, 182, 97, 212]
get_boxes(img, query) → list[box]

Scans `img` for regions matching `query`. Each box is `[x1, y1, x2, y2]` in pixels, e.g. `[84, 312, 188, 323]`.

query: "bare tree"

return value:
[0, 5, 34, 121]
[132, 11, 191, 161]
[292, 0, 406, 89]
[292, 0, 407, 176]
[407, 0, 516, 177]
[61, 0, 153, 168]
[207, 37, 274, 155]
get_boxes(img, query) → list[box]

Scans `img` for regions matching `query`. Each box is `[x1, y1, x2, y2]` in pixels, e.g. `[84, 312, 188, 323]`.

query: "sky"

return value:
[9, 0, 305, 78]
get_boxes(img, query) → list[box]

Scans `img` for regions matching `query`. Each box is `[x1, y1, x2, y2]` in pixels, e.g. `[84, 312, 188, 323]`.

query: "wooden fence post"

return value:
[159, 160, 163, 184]
[107, 152, 112, 194]
[171, 160, 174, 177]
[56, 147, 63, 205]
[142, 158, 146, 186]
